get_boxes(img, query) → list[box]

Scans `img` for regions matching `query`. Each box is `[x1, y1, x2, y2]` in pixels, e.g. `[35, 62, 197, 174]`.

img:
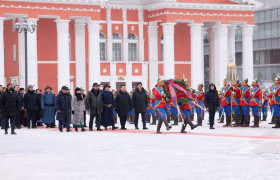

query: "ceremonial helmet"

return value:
[275, 76, 280, 81]
[157, 77, 164, 83]
[252, 79, 259, 87]
[243, 78, 248, 84]
[198, 83, 203, 88]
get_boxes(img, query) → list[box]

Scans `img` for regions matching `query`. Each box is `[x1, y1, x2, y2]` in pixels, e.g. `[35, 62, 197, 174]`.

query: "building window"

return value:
[13, 44, 17, 62]
[161, 35, 164, 61]
[112, 33, 122, 61]
[128, 33, 138, 61]
[100, 33, 106, 61]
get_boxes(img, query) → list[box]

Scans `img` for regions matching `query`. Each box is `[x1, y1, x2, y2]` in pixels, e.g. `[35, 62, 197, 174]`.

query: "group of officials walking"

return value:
[0, 75, 280, 135]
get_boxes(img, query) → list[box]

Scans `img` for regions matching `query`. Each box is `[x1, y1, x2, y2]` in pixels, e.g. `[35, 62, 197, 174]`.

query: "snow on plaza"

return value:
[1, 113, 280, 180]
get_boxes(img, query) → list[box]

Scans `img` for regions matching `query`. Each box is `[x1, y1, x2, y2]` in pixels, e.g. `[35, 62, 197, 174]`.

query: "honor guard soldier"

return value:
[249, 80, 262, 128]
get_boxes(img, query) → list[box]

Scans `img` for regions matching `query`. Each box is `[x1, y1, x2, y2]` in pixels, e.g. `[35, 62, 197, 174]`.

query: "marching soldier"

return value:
[270, 77, 280, 128]
[221, 79, 232, 127]
[261, 89, 269, 121]
[231, 80, 241, 127]
[153, 78, 172, 134]
[249, 80, 262, 128]
[195, 84, 204, 126]
[170, 100, 179, 126]
[218, 89, 224, 123]
[268, 84, 276, 124]
[240, 79, 251, 127]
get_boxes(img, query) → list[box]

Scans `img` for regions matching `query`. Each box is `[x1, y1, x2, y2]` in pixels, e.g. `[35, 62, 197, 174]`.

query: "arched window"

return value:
[112, 33, 122, 61]
[161, 35, 164, 61]
[128, 33, 138, 61]
[100, 33, 106, 61]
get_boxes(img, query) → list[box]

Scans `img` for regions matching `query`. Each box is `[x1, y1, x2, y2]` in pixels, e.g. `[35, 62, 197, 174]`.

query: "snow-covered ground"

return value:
[1, 113, 280, 180]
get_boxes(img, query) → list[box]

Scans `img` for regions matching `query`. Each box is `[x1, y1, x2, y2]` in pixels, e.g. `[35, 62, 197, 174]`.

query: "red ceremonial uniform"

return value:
[232, 87, 241, 106]
[240, 87, 251, 106]
[221, 86, 232, 106]
[250, 88, 262, 107]
[153, 87, 167, 109]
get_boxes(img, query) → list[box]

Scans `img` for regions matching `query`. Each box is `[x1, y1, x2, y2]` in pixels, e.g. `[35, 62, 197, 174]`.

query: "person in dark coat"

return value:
[18, 88, 25, 127]
[14, 85, 21, 129]
[81, 88, 87, 127]
[24, 85, 39, 129]
[35, 89, 43, 126]
[132, 83, 149, 130]
[115, 85, 132, 130]
[56, 86, 72, 132]
[41, 85, 56, 128]
[101, 84, 118, 130]
[204, 83, 220, 129]
[86, 83, 103, 131]
[0, 85, 19, 134]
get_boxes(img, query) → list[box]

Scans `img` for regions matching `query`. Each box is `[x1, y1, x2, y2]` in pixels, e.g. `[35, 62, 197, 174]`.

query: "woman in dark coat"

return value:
[101, 84, 118, 130]
[115, 85, 132, 130]
[204, 83, 220, 129]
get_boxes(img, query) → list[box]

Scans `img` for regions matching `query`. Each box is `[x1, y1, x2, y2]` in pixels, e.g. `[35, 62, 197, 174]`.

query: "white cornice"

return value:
[0, 0, 263, 12]
[144, 2, 262, 11]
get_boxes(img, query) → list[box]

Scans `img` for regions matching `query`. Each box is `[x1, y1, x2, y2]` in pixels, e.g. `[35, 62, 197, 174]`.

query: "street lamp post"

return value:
[14, 15, 36, 89]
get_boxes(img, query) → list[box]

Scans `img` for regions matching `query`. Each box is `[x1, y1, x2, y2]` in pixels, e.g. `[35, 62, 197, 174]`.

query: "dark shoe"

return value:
[143, 127, 148, 130]
[261, 115, 267, 121]
[11, 132, 17, 135]
[150, 116, 157, 125]
[67, 129, 71, 132]
[163, 119, 172, 130]
[269, 115, 276, 124]
[121, 128, 127, 130]
[59, 130, 63, 132]
[223, 116, 231, 127]
[105, 126, 108, 130]
[5, 131, 8, 135]
[97, 129, 103, 131]
[81, 127, 86, 132]
[272, 117, 280, 128]
[135, 127, 139, 130]
[75, 127, 78, 132]
[210, 127, 215, 130]
[112, 126, 119, 130]
[89, 128, 93, 131]
[27, 126, 30, 129]
[197, 117, 202, 126]
[218, 115, 224, 123]
[186, 117, 198, 130]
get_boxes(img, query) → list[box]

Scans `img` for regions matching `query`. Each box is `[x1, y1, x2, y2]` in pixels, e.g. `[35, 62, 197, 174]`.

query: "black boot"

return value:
[112, 125, 119, 130]
[163, 119, 172, 131]
[75, 127, 78, 132]
[172, 116, 178, 126]
[218, 115, 224, 123]
[186, 117, 198, 130]
[190, 113, 194, 121]
[223, 116, 230, 127]
[81, 127, 86, 132]
[181, 123, 187, 133]
[178, 115, 183, 122]
[261, 115, 267, 121]
[11, 131, 17, 135]
[269, 115, 276, 124]
[167, 114, 171, 123]
[5, 130, 8, 135]
[150, 116, 157, 125]
[251, 116, 259, 128]
[197, 117, 202, 126]
[157, 121, 162, 134]
[272, 117, 280, 128]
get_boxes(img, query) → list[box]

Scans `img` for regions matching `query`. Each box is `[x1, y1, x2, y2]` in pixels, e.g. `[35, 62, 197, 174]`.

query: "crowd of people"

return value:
[0, 75, 280, 135]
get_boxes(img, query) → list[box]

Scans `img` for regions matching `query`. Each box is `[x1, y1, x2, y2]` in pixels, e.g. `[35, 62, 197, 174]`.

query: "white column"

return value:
[88, 21, 100, 86]
[190, 23, 204, 88]
[209, 28, 216, 84]
[142, 62, 148, 89]
[242, 25, 254, 83]
[123, 8, 128, 61]
[148, 22, 158, 90]
[56, 20, 70, 89]
[162, 23, 175, 80]
[214, 24, 228, 88]
[228, 24, 236, 64]
[126, 62, 132, 91]
[110, 62, 116, 90]
[27, 18, 38, 88]
[107, 8, 112, 61]
[18, 18, 25, 88]
[138, 9, 145, 62]
[0, 17, 4, 86]
[74, 19, 86, 89]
